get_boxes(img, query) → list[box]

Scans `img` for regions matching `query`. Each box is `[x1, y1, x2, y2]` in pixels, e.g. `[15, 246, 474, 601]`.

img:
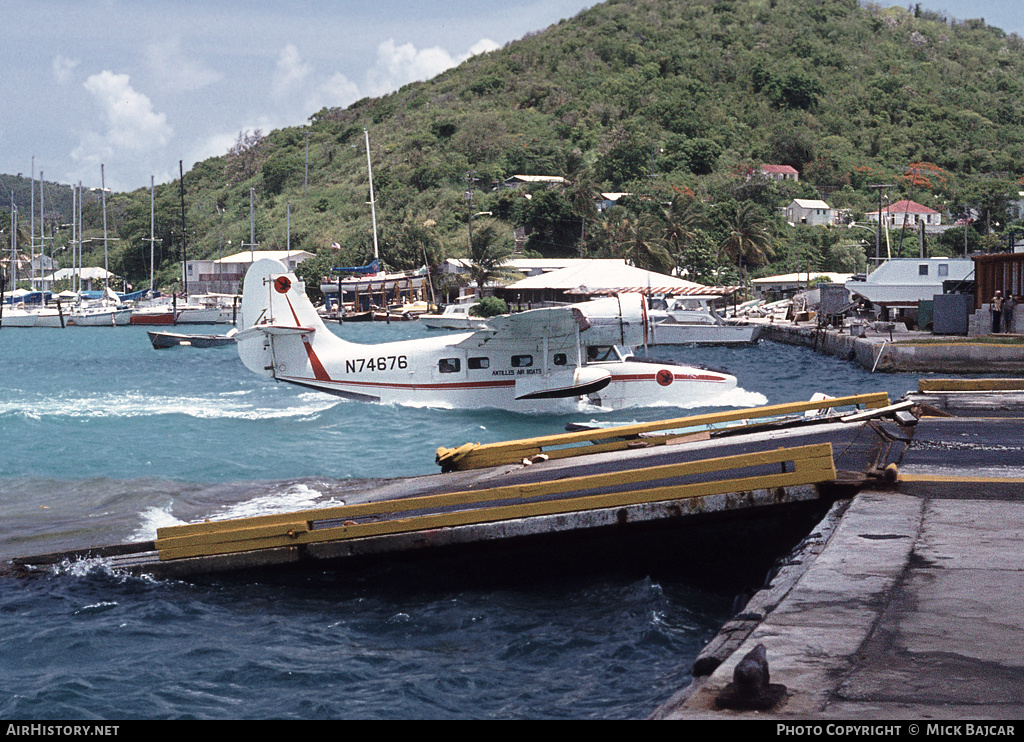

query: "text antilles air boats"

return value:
[236, 259, 738, 412]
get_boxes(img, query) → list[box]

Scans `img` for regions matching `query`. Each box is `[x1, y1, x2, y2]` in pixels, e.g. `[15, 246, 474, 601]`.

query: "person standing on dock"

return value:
[991, 291, 1004, 333]
[1004, 294, 1016, 333]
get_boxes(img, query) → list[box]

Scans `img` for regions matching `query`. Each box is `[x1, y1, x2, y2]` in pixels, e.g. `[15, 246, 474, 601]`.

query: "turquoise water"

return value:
[0, 323, 923, 719]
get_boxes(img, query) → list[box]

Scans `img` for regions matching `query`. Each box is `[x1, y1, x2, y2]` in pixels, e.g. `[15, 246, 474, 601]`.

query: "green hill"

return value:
[7, 0, 1024, 293]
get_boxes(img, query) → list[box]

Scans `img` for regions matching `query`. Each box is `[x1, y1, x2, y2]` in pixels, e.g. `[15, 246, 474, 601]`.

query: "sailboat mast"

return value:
[39, 171, 45, 293]
[364, 129, 378, 262]
[70, 184, 76, 294]
[30, 158, 34, 292]
[149, 176, 155, 290]
[76, 182, 82, 293]
[101, 164, 109, 288]
[179, 161, 187, 296]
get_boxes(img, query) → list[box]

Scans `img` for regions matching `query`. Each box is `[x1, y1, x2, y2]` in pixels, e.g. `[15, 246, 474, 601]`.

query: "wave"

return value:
[0, 390, 342, 421]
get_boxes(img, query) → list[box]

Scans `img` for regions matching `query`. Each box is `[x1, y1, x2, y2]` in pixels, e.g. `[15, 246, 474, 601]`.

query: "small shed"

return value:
[786, 199, 834, 226]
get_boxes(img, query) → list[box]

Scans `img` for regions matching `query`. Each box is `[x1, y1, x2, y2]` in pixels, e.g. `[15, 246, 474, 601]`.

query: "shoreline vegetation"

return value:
[4, 0, 1024, 302]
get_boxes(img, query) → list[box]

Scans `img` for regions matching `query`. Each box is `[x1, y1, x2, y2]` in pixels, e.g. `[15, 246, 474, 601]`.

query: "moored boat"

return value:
[646, 296, 762, 346]
[148, 328, 238, 349]
[0, 305, 66, 328]
[419, 302, 491, 330]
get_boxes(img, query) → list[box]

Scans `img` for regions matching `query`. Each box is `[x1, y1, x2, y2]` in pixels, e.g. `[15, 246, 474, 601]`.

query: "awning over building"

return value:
[495, 260, 736, 304]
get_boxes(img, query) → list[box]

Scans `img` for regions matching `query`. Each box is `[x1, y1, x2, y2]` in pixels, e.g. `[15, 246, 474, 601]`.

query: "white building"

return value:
[864, 200, 942, 229]
[184, 250, 314, 295]
[753, 272, 854, 298]
[786, 199, 835, 226]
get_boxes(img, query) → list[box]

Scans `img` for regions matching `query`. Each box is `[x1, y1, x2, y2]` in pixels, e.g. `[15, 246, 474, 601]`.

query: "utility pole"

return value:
[464, 171, 478, 250]
[868, 183, 896, 265]
[179, 161, 188, 296]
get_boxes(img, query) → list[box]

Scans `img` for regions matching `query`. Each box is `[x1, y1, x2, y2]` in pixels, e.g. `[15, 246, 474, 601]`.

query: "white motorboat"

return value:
[0, 305, 66, 328]
[68, 304, 133, 326]
[419, 302, 491, 330]
[173, 294, 240, 324]
[67, 288, 132, 326]
[235, 259, 740, 413]
[646, 296, 762, 346]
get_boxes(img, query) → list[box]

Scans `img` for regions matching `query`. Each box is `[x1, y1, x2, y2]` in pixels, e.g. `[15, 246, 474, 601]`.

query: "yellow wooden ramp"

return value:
[435, 392, 887, 472]
[918, 378, 1024, 392]
[155, 443, 835, 562]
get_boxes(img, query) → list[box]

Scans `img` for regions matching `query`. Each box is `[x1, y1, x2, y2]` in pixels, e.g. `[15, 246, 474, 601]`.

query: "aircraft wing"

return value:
[453, 305, 584, 347]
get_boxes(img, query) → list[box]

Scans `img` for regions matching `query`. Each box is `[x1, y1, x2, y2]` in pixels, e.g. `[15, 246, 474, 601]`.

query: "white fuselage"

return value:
[236, 260, 737, 412]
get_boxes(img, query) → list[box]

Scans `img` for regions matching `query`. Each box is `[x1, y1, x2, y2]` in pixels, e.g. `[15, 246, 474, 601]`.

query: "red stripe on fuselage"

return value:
[302, 340, 331, 381]
[610, 373, 727, 383]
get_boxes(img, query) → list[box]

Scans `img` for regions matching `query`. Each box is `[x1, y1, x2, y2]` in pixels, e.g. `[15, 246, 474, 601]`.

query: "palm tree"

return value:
[719, 201, 775, 288]
[562, 150, 600, 258]
[602, 212, 674, 275]
[456, 221, 520, 297]
[661, 192, 705, 273]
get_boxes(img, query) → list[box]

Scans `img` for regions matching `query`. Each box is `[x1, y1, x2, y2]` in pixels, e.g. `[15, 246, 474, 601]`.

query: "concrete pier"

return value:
[654, 382, 1024, 720]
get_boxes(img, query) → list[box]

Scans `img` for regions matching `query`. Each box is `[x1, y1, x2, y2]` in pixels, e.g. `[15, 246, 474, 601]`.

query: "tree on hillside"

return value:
[718, 201, 776, 283]
[225, 129, 268, 184]
[661, 191, 703, 257]
[561, 150, 600, 257]
[600, 211, 674, 275]
[453, 221, 520, 297]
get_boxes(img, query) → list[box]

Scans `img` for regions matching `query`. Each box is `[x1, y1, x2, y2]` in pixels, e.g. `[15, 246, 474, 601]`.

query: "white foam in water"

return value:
[132, 505, 189, 542]
[198, 483, 347, 525]
[0, 391, 342, 421]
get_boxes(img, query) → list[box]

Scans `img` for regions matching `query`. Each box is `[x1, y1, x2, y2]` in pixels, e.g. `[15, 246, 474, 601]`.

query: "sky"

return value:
[2, 1, 1021, 194]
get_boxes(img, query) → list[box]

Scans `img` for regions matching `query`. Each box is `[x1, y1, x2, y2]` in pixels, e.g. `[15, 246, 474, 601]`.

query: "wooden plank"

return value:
[435, 393, 888, 471]
[918, 379, 1024, 393]
[156, 444, 835, 561]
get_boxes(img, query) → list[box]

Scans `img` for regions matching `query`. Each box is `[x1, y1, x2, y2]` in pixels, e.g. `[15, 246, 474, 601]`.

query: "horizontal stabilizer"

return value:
[234, 325, 316, 340]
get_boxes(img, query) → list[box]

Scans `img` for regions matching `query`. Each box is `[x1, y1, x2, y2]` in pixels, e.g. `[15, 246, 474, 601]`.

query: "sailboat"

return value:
[324, 131, 428, 321]
[68, 287, 132, 326]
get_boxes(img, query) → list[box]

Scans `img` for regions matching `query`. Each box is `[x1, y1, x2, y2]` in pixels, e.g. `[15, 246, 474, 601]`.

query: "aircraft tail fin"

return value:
[236, 258, 344, 381]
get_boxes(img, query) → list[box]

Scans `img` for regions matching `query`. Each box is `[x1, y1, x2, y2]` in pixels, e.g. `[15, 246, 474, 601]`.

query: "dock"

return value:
[7, 391, 900, 580]
[756, 316, 1024, 374]
[654, 379, 1024, 720]
[5, 379, 1023, 722]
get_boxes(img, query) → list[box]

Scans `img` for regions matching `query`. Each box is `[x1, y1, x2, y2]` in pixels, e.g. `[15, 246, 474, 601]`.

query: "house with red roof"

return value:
[759, 164, 799, 182]
[865, 200, 942, 228]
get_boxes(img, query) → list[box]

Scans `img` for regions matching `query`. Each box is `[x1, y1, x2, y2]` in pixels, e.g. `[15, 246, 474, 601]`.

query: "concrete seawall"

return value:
[758, 320, 1024, 374]
[654, 382, 1024, 721]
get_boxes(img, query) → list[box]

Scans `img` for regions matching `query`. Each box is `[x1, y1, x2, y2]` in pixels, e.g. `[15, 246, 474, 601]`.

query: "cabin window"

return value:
[438, 358, 461, 373]
[469, 357, 489, 370]
[919, 264, 929, 276]
[938, 264, 949, 277]
[587, 346, 615, 362]
[511, 355, 533, 368]
[553, 353, 567, 366]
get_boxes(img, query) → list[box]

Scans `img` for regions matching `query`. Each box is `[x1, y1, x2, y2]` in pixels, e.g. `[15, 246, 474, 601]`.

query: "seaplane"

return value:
[235, 258, 738, 412]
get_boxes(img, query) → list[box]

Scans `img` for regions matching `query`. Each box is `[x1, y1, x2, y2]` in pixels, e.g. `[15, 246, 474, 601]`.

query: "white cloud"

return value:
[145, 39, 222, 93]
[468, 38, 501, 57]
[363, 37, 501, 97]
[52, 55, 80, 85]
[320, 72, 362, 108]
[81, 71, 173, 152]
[273, 44, 313, 99]
[69, 71, 175, 188]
